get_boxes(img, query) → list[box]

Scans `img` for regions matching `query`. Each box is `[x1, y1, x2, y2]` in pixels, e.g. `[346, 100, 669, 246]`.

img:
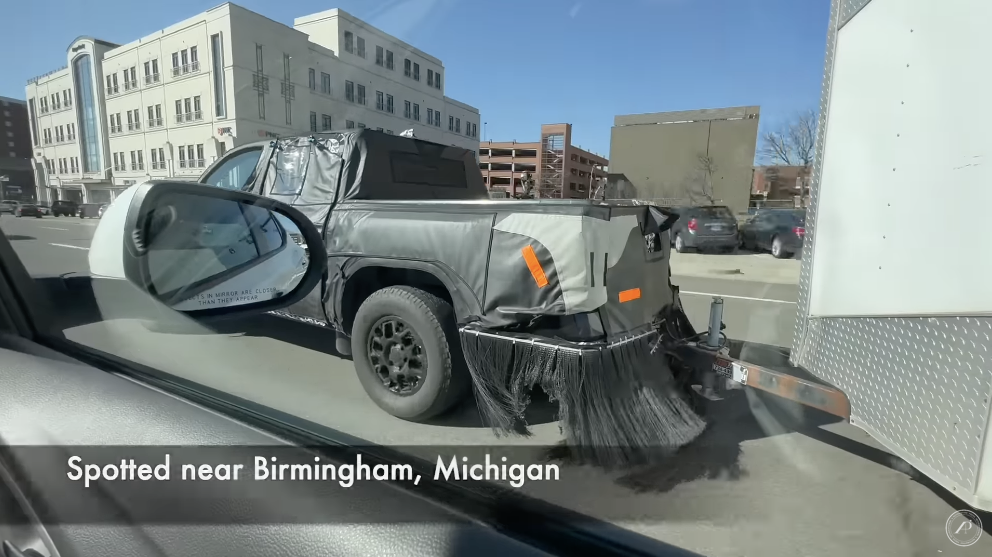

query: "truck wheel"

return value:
[351, 285, 470, 422]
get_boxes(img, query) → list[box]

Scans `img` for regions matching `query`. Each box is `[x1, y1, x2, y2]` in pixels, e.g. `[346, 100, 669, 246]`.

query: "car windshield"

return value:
[2, 2, 987, 556]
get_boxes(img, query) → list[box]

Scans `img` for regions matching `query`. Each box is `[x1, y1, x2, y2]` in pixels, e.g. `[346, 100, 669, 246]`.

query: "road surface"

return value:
[3, 215, 988, 557]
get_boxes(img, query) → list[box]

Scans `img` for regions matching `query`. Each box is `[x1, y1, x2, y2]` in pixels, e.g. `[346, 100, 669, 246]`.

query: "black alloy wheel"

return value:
[367, 315, 427, 396]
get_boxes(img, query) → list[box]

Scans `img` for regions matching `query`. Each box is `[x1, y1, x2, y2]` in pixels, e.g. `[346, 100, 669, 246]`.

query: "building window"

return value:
[426, 108, 433, 126]
[344, 32, 354, 54]
[254, 44, 266, 120]
[386, 94, 394, 114]
[196, 144, 204, 168]
[427, 69, 434, 87]
[455, 118, 461, 134]
[413, 103, 420, 122]
[308, 68, 316, 90]
[150, 148, 158, 170]
[413, 63, 420, 81]
[211, 33, 227, 118]
[321, 72, 331, 94]
[376, 127, 383, 132]
[172, 47, 200, 76]
[282, 53, 293, 125]
[310, 112, 317, 132]
[404, 100, 411, 119]
[356, 84, 366, 105]
[435, 72, 441, 90]
[345, 81, 354, 102]
[471, 123, 477, 138]
[28, 98, 38, 146]
[322, 114, 332, 131]
[146, 104, 162, 127]
[356, 36, 366, 58]
[375, 91, 384, 111]
[178, 147, 186, 168]
[375, 45, 383, 66]
[357, 123, 366, 129]
[346, 120, 355, 129]
[404, 58, 411, 78]
[386, 130, 394, 135]
[105, 74, 119, 95]
[448, 115, 454, 131]
[123, 67, 136, 90]
[144, 59, 160, 84]
[386, 50, 394, 70]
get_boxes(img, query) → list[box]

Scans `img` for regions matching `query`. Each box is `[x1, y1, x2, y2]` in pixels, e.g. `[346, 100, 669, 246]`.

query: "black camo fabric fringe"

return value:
[459, 329, 707, 469]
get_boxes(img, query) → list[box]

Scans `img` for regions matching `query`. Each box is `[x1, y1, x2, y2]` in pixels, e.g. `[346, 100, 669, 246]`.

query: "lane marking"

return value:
[50, 243, 89, 251]
[41, 226, 68, 231]
[680, 290, 796, 305]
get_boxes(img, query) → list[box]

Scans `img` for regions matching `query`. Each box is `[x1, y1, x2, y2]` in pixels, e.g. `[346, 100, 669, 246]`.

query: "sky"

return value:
[0, 0, 830, 157]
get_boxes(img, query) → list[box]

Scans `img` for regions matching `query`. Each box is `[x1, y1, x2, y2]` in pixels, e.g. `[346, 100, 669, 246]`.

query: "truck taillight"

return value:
[794, 227, 806, 236]
[687, 218, 698, 232]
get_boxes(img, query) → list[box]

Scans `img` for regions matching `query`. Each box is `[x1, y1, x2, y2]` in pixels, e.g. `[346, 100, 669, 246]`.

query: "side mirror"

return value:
[88, 181, 326, 320]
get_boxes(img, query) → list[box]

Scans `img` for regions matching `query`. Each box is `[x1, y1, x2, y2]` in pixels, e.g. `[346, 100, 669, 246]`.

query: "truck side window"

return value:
[201, 148, 263, 191]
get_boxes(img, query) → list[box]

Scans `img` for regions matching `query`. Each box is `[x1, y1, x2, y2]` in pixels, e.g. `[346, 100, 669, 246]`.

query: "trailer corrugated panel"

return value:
[792, 0, 992, 510]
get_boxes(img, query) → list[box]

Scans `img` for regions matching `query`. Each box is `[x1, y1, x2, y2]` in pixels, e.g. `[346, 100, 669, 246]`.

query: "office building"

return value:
[0, 96, 36, 200]
[479, 123, 607, 199]
[24, 4, 481, 204]
[608, 106, 760, 213]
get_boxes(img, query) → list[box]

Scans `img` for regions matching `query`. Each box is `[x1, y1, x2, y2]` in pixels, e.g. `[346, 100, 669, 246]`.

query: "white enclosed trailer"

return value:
[790, 0, 992, 511]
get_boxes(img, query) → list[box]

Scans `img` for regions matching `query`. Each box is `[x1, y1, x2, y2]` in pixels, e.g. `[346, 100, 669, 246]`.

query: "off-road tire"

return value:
[351, 285, 470, 422]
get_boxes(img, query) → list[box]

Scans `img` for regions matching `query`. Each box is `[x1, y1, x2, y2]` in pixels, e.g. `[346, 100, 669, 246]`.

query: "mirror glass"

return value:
[139, 191, 309, 310]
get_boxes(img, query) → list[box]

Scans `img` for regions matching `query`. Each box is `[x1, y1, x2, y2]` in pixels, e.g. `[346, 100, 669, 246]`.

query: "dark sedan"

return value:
[669, 205, 740, 253]
[78, 203, 108, 219]
[15, 203, 44, 218]
[739, 209, 806, 258]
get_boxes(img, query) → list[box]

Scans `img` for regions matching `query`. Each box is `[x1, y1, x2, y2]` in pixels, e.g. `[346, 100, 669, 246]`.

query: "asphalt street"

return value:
[3, 215, 989, 557]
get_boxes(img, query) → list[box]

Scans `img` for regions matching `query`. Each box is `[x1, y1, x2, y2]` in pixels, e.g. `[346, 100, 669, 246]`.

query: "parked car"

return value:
[14, 203, 43, 218]
[0, 201, 18, 215]
[51, 200, 79, 217]
[78, 203, 108, 219]
[35, 204, 51, 216]
[738, 208, 806, 258]
[668, 205, 739, 253]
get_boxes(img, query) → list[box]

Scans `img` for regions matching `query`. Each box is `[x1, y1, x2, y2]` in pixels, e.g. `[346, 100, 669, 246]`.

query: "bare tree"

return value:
[759, 109, 818, 169]
[686, 153, 718, 205]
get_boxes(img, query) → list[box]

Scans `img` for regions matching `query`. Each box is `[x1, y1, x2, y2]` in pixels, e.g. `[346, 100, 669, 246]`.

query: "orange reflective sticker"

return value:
[521, 245, 549, 288]
[619, 288, 641, 303]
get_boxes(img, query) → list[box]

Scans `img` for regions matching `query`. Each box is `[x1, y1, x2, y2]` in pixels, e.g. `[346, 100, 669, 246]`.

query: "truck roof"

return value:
[241, 128, 487, 202]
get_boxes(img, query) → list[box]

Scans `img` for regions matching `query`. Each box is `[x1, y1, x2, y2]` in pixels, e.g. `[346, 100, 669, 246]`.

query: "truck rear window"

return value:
[389, 152, 467, 189]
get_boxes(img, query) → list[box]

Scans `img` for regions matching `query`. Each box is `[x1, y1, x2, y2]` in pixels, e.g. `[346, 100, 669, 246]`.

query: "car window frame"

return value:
[200, 145, 265, 191]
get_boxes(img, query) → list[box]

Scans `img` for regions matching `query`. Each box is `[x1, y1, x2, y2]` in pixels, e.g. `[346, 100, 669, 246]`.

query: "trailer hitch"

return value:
[673, 297, 852, 420]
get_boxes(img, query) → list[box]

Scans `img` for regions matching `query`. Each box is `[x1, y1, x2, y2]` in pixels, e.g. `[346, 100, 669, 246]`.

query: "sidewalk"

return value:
[669, 251, 801, 285]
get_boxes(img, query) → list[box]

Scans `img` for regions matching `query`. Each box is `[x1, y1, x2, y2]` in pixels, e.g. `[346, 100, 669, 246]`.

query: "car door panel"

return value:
[0, 339, 560, 557]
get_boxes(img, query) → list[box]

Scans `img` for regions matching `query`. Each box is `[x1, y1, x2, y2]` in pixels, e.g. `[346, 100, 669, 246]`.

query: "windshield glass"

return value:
[4, 1, 987, 556]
